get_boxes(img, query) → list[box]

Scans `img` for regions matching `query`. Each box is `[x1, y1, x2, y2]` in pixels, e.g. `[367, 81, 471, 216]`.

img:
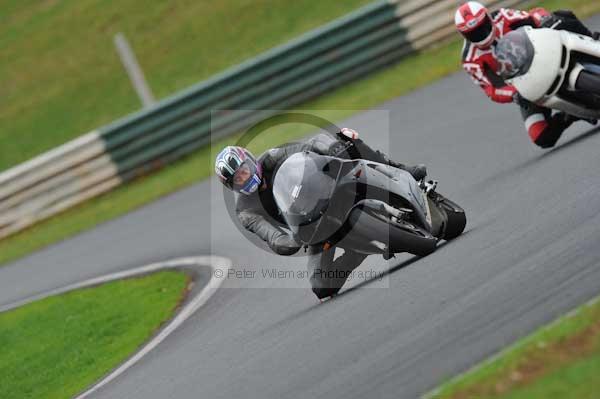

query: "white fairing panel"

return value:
[562, 29, 600, 58]
[508, 28, 600, 118]
[508, 28, 563, 102]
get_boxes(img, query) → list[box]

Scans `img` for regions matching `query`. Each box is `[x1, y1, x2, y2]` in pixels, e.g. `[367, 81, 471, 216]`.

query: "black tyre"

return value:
[434, 195, 467, 240]
[575, 70, 600, 96]
[443, 208, 467, 240]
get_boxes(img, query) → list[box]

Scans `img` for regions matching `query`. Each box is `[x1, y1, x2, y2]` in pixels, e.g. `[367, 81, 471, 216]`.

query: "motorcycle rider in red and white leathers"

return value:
[455, 2, 598, 148]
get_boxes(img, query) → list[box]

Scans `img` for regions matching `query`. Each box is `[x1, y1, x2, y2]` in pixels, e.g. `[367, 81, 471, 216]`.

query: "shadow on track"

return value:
[476, 125, 600, 189]
[254, 229, 475, 335]
[547, 124, 600, 154]
[337, 227, 479, 298]
[338, 242, 452, 297]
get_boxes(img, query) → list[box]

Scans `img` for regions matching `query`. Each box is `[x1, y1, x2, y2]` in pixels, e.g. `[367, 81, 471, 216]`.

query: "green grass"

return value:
[429, 297, 600, 399]
[0, 0, 371, 171]
[0, 270, 189, 399]
[1, 0, 600, 267]
[498, 356, 600, 399]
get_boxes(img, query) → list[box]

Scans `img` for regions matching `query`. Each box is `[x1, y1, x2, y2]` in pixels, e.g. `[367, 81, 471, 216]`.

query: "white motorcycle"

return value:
[496, 26, 600, 120]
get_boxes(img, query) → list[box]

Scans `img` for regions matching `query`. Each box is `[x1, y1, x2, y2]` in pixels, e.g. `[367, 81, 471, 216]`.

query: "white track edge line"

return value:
[75, 255, 230, 398]
[0, 255, 231, 399]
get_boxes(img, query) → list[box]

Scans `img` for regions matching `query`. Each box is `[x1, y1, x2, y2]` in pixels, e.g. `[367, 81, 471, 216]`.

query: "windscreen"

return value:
[273, 152, 340, 227]
[496, 29, 535, 79]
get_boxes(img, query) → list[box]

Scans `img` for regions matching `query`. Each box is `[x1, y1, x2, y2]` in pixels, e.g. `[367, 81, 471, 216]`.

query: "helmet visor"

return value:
[233, 160, 260, 195]
[464, 15, 493, 44]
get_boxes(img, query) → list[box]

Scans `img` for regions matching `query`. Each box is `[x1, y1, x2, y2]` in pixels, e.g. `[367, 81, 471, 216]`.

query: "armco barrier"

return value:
[0, 0, 528, 239]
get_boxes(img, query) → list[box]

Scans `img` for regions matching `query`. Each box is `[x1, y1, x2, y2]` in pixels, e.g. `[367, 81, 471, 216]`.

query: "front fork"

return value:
[419, 179, 449, 239]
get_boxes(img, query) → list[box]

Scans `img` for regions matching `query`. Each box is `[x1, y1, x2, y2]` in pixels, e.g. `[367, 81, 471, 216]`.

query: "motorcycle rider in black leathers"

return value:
[215, 129, 427, 299]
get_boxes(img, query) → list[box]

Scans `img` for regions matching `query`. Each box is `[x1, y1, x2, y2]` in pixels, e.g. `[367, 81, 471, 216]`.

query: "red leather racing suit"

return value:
[461, 8, 550, 103]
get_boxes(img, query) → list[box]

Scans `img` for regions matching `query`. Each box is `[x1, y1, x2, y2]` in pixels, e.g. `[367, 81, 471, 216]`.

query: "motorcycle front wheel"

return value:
[575, 69, 600, 97]
[436, 196, 467, 240]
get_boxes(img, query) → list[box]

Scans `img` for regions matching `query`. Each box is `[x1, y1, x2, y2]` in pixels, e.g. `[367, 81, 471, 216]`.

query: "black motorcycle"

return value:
[273, 151, 466, 257]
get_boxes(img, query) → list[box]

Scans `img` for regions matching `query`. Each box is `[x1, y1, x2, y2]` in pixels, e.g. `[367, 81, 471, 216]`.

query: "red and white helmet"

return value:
[455, 2, 498, 49]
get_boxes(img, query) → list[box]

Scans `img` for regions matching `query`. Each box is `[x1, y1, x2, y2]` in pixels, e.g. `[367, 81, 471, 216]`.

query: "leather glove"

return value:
[405, 163, 427, 181]
[339, 127, 359, 140]
[405, 164, 427, 181]
[536, 13, 557, 28]
[388, 159, 427, 181]
[513, 92, 528, 107]
[270, 234, 301, 256]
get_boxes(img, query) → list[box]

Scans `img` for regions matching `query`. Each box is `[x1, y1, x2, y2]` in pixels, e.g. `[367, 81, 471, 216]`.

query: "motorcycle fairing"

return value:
[274, 152, 433, 247]
[504, 27, 600, 119]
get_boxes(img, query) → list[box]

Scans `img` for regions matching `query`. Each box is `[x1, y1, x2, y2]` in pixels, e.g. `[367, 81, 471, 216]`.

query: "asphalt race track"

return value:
[2, 15, 600, 399]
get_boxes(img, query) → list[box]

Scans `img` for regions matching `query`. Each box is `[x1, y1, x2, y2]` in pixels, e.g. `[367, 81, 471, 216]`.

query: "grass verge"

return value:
[428, 296, 600, 399]
[0, 0, 370, 171]
[0, 270, 189, 399]
[1, 0, 600, 267]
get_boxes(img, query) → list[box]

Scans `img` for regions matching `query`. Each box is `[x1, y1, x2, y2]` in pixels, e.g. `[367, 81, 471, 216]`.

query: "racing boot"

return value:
[530, 111, 576, 148]
[560, 112, 597, 126]
[309, 249, 367, 300]
[310, 269, 345, 300]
